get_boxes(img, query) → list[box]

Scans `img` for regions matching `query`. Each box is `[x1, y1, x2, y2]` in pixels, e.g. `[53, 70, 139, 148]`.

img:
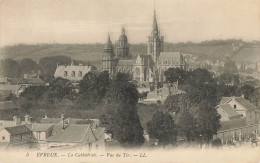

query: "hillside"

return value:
[0, 40, 259, 65]
[231, 45, 260, 64]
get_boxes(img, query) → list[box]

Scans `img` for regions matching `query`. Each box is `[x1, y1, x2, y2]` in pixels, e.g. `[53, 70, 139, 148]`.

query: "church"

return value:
[101, 10, 188, 85]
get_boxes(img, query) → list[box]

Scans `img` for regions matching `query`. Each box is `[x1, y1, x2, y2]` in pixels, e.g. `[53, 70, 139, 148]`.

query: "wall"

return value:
[0, 129, 11, 142]
[214, 123, 260, 144]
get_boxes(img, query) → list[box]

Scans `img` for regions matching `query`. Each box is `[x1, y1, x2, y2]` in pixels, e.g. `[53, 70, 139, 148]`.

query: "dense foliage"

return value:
[147, 111, 177, 146]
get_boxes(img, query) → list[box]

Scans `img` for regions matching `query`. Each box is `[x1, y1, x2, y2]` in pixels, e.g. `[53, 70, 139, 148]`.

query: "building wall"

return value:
[0, 129, 11, 142]
[214, 124, 260, 144]
[246, 110, 257, 125]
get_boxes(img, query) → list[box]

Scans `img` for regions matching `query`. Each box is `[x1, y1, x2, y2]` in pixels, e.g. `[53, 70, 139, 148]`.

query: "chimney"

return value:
[44, 113, 48, 119]
[242, 94, 245, 99]
[61, 114, 65, 129]
[24, 115, 31, 124]
[13, 116, 21, 126]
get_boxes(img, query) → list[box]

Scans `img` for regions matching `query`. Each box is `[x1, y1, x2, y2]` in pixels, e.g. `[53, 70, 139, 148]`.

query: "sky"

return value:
[0, 0, 259, 46]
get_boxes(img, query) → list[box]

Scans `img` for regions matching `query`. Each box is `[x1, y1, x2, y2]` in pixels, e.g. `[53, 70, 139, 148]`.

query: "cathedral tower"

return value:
[101, 34, 116, 77]
[115, 27, 130, 59]
[147, 10, 164, 63]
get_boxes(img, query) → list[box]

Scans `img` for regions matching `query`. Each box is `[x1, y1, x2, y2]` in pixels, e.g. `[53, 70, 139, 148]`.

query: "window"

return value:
[71, 71, 75, 77]
[64, 71, 68, 77]
[2, 136, 5, 140]
[78, 71, 82, 77]
[234, 105, 236, 109]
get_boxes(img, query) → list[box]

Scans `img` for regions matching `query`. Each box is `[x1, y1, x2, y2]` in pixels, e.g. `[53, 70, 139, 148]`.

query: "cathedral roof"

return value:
[117, 60, 134, 68]
[159, 52, 182, 60]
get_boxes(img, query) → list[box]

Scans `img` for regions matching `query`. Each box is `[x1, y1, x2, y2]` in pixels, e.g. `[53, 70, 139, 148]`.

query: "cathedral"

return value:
[101, 10, 188, 85]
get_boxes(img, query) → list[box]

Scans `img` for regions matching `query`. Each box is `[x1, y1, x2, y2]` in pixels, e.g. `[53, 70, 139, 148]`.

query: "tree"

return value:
[147, 111, 177, 146]
[48, 77, 73, 101]
[178, 108, 198, 141]
[100, 73, 144, 147]
[197, 100, 221, 143]
[164, 94, 186, 113]
[19, 58, 38, 77]
[0, 59, 20, 78]
[239, 85, 255, 100]
[186, 68, 213, 87]
[20, 86, 47, 101]
[39, 56, 71, 81]
[77, 71, 110, 109]
[164, 68, 187, 85]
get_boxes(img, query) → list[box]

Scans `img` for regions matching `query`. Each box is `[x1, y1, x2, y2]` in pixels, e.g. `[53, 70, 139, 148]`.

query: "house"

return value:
[0, 118, 105, 150]
[216, 104, 243, 121]
[219, 96, 258, 125]
[54, 61, 93, 81]
[40, 114, 100, 127]
[214, 96, 260, 144]
[0, 125, 38, 149]
[36, 114, 104, 150]
[0, 115, 31, 131]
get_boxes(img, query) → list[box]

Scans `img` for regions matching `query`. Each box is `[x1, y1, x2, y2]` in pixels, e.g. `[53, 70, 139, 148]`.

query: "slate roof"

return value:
[7, 78, 44, 85]
[0, 101, 19, 110]
[46, 124, 96, 143]
[217, 104, 240, 117]
[40, 118, 99, 125]
[219, 97, 257, 111]
[235, 97, 257, 110]
[159, 52, 181, 60]
[117, 60, 134, 68]
[29, 123, 53, 132]
[5, 125, 31, 135]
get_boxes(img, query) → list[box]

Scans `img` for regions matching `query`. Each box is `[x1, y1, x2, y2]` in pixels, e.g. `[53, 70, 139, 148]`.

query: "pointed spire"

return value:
[153, 9, 158, 32]
[105, 33, 113, 49]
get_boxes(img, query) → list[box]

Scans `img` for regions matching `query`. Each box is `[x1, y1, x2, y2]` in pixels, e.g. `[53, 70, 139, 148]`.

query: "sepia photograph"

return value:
[0, 0, 260, 162]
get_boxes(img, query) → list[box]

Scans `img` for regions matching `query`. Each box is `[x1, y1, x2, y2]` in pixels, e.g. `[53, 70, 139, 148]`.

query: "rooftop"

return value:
[46, 124, 96, 143]
[220, 96, 257, 111]
[217, 104, 241, 117]
[5, 125, 31, 135]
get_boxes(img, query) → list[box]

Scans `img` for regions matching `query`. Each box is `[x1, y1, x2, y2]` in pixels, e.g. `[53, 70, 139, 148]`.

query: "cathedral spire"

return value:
[105, 33, 113, 49]
[153, 10, 158, 33]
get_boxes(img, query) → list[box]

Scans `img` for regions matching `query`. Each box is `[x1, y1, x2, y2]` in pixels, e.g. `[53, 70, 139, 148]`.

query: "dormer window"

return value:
[234, 104, 236, 109]
[78, 71, 82, 77]
[64, 71, 68, 77]
[71, 71, 75, 77]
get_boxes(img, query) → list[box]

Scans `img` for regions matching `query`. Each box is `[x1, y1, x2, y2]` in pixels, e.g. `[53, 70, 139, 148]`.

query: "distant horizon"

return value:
[1, 0, 259, 47]
[1, 38, 260, 48]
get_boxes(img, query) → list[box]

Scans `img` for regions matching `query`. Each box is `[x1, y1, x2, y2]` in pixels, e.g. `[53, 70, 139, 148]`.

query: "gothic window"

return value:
[135, 68, 140, 76]
[64, 71, 68, 77]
